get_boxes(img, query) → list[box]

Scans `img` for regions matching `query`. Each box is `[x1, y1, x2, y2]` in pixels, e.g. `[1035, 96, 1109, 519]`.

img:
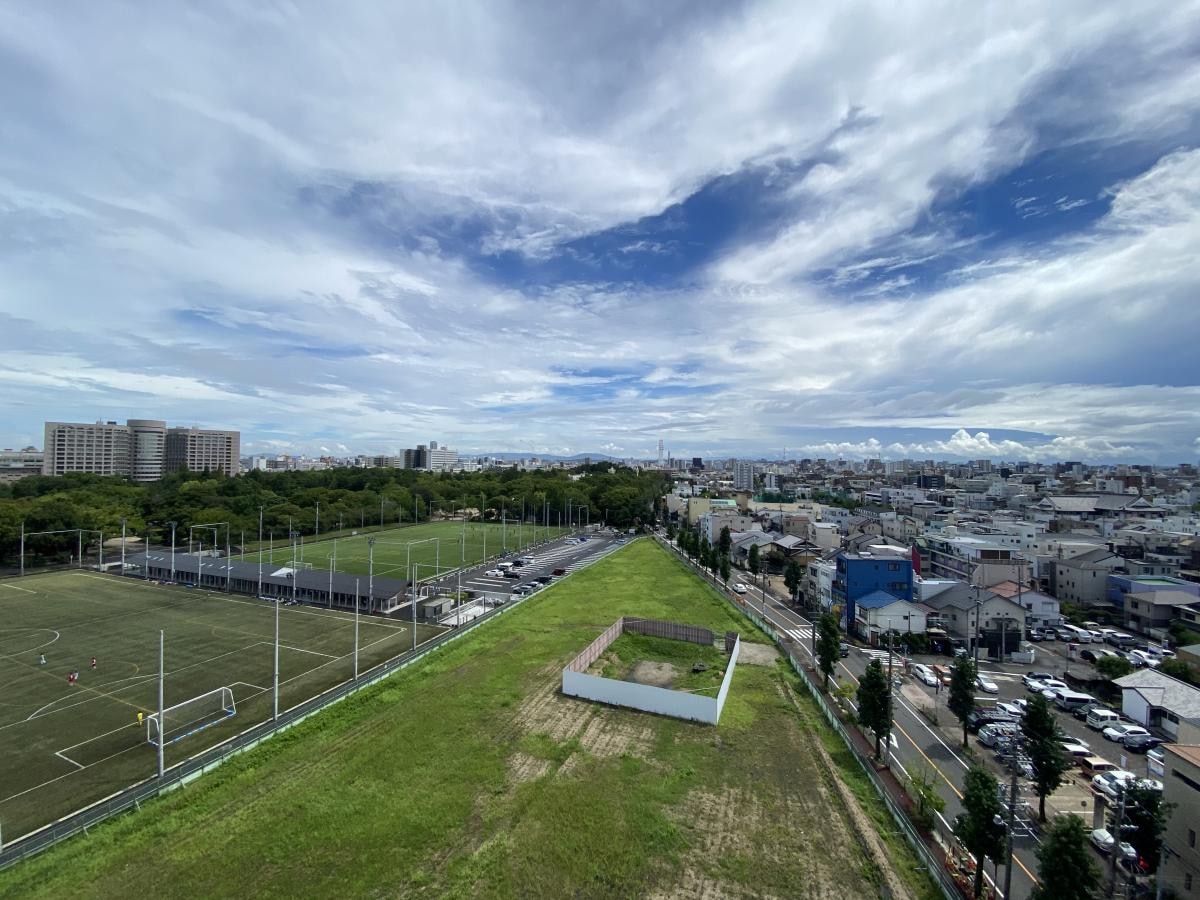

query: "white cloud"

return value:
[0, 3, 1198, 460]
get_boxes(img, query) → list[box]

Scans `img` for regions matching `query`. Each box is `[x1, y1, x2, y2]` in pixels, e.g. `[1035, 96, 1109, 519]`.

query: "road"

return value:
[428, 530, 626, 618]
[719, 563, 1045, 898]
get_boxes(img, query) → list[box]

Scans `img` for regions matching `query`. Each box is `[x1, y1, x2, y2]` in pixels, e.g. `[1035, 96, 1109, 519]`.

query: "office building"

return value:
[165, 427, 241, 477]
[128, 419, 167, 483]
[43, 420, 134, 477]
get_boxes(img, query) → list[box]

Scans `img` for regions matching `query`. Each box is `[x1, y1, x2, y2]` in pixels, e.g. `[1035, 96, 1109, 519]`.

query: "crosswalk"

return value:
[783, 627, 813, 644]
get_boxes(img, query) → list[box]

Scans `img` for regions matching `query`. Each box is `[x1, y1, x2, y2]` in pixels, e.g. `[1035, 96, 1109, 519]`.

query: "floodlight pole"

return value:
[291, 531, 298, 605]
[315, 500, 319, 538]
[169, 522, 177, 583]
[354, 577, 360, 679]
[157, 630, 165, 778]
[328, 541, 335, 609]
[411, 563, 417, 651]
[225, 528, 231, 592]
[19, 520, 24, 578]
[257, 508, 264, 596]
[77, 530, 82, 568]
[368, 537, 375, 616]
[120, 518, 126, 576]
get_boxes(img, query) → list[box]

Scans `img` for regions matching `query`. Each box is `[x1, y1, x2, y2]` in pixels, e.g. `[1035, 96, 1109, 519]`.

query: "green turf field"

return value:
[0, 571, 445, 841]
[241, 521, 570, 581]
[0, 540, 938, 900]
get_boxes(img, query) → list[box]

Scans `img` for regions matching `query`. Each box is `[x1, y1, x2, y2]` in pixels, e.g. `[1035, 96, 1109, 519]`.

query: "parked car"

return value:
[911, 664, 938, 688]
[1123, 733, 1164, 753]
[1103, 723, 1150, 743]
[1129, 649, 1160, 668]
[484, 568, 503, 577]
[1035, 679, 1068, 699]
[967, 709, 1016, 733]
[1091, 828, 1117, 855]
[996, 701, 1026, 717]
[502, 570, 522, 579]
[1081, 647, 1117, 663]
[979, 723, 1019, 747]
[552, 568, 566, 576]
[1022, 672, 1055, 690]
[1092, 770, 1137, 799]
[1026, 629, 1043, 643]
[1072, 700, 1104, 721]
[976, 674, 999, 693]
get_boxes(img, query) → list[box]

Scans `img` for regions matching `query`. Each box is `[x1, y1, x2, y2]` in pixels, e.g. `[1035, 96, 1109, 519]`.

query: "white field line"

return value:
[271, 642, 339, 659]
[230, 679, 267, 692]
[0, 583, 37, 594]
[54, 750, 85, 770]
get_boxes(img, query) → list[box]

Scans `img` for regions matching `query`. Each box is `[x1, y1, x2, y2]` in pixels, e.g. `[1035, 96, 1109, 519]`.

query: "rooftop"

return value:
[1114, 669, 1200, 721]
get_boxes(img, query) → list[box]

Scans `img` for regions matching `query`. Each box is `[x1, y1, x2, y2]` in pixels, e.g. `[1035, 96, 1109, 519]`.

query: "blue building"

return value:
[832, 549, 915, 633]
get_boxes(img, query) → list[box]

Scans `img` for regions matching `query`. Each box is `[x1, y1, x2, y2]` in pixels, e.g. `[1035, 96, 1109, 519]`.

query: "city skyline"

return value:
[2, 4, 1199, 462]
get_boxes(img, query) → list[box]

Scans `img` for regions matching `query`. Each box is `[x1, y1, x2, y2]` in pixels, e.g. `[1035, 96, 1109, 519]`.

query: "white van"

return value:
[497, 562, 513, 571]
[1054, 690, 1096, 712]
[1059, 624, 1093, 643]
[1086, 708, 1121, 731]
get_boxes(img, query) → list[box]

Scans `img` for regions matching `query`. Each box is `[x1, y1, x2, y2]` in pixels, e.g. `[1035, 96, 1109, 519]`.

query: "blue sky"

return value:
[1, 2, 1199, 462]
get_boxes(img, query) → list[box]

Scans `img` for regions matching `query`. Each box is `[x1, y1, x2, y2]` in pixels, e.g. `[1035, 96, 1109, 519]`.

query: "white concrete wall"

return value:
[1121, 689, 1151, 727]
[562, 669, 720, 723]
[713, 637, 740, 722]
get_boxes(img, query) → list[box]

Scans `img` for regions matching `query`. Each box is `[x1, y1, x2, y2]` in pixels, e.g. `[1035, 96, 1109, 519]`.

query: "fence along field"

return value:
[0, 571, 445, 841]
[236, 520, 570, 580]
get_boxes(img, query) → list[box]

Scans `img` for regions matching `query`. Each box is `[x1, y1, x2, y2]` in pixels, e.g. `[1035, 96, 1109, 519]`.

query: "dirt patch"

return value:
[507, 751, 551, 784]
[735, 642, 779, 667]
[512, 677, 594, 743]
[627, 659, 677, 687]
[576, 709, 654, 759]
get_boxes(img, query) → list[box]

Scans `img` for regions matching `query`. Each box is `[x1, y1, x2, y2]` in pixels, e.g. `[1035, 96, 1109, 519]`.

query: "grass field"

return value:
[0, 572, 445, 841]
[593, 632, 729, 693]
[239, 521, 571, 580]
[0, 540, 938, 899]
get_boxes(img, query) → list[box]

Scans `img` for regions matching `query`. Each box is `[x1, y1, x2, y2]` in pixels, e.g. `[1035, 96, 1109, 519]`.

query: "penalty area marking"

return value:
[54, 749, 85, 770]
[0, 583, 37, 594]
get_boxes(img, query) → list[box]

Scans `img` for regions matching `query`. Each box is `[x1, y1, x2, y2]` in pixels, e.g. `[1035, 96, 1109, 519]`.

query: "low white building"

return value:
[852, 591, 928, 644]
[1114, 669, 1200, 741]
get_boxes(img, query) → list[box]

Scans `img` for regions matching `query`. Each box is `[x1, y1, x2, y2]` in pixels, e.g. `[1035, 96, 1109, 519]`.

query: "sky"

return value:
[1, 2, 1199, 464]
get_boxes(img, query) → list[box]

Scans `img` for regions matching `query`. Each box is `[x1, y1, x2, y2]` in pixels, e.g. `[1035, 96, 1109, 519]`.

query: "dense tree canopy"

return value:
[0, 465, 669, 568]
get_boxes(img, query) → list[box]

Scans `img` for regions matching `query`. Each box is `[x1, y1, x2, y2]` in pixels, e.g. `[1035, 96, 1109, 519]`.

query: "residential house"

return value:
[831, 547, 914, 632]
[925, 528, 1027, 586]
[920, 584, 1026, 659]
[989, 580, 1063, 632]
[853, 591, 928, 645]
[1113, 669, 1200, 741]
[1110, 575, 1200, 636]
[1054, 547, 1124, 608]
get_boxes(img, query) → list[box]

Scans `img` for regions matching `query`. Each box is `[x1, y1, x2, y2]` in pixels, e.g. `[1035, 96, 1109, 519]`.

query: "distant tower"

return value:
[657, 438, 664, 465]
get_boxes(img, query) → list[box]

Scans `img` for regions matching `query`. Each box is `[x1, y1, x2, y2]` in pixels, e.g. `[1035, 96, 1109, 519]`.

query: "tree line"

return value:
[0, 463, 669, 567]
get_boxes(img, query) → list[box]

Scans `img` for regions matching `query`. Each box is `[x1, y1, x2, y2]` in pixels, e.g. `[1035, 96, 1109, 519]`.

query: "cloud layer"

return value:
[1, 2, 1198, 462]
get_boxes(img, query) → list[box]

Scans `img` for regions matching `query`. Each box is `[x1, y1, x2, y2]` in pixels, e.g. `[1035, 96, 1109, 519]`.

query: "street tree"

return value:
[948, 654, 978, 748]
[1030, 815, 1102, 900]
[954, 765, 1006, 898]
[856, 658, 892, 759]
[816, 612, 840, 691]
[719, 554, 731, 585]
[718, 525, 732, 558]
[784, 559, 803, 603]
[1021, 694, 1071, 822]
[1094, 654, 1134, 680]
[748, 543, 761, 580]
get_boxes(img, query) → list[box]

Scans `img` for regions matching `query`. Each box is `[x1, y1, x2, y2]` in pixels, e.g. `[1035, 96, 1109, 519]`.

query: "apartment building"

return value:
[42, 419, 240, 480]
[733, 460, 755, 491]
[1161, 742, 1200, 897]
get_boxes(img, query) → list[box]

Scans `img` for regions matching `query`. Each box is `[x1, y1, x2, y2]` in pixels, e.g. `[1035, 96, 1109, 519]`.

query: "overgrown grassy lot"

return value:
[594, 631, 729, 693]
[0, 539, 938, 900]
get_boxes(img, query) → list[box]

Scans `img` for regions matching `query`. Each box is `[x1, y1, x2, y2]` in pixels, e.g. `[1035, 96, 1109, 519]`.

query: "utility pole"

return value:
[1108, 788, 1127, 898]
[1003, 741, 1019, 900]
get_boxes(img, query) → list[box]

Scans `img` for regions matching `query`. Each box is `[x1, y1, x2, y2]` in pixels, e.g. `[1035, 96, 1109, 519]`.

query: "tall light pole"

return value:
[19, 520, 24, 578]
[257, 506, 264, 597]
[157, 630, 165, 778]
[368, 537, 376, 616]
[353, 578, 360, 679]
[315, 500, 320, 538]
[120, 517, 127, 576]
[169, 521, 177, 583]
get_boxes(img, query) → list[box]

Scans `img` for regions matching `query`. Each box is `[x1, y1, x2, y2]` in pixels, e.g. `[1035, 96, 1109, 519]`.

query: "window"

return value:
[1186, 873, 1193, 891]
[1189, 828, 1195, 849]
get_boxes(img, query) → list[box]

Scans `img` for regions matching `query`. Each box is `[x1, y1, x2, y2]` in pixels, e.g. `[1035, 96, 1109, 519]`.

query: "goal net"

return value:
[147, 686, 236, 746]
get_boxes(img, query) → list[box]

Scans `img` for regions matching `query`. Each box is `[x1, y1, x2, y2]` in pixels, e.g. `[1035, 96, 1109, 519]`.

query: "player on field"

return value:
[39, 653, 46, 665]
[91, 657, 97, 670]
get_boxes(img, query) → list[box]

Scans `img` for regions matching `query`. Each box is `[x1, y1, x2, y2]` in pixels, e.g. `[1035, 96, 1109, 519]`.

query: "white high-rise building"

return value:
[733, 460, 756, 491]
[165, 427, 241, 477]
[41, 418, 240, 479]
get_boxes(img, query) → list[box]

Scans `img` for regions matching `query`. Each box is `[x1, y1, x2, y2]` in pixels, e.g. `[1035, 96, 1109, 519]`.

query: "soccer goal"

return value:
[147, 686, 236, 746]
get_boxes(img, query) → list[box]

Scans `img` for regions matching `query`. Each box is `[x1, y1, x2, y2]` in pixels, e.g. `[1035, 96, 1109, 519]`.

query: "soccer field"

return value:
[243, 520, 570, 581]
[0, 571, 445, 841]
